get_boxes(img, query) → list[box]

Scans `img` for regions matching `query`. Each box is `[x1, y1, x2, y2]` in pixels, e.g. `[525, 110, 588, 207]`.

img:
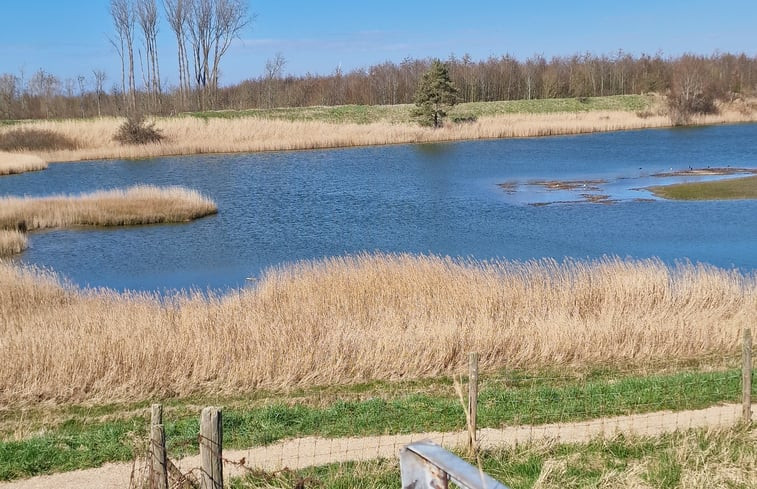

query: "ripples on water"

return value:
[1, 124, 756, 292]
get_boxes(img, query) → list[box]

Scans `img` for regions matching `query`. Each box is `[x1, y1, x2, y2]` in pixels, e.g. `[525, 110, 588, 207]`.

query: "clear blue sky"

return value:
[1, 0, 755, 89]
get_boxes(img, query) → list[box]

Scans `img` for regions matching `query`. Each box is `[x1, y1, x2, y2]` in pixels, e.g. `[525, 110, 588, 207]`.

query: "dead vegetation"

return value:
[1, 254, 753, 406]
[0, 151, 48, 176]
[0, 185, 217, 231]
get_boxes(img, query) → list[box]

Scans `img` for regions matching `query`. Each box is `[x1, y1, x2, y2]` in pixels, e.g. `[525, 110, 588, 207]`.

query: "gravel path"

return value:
[0, 403, 742, 489]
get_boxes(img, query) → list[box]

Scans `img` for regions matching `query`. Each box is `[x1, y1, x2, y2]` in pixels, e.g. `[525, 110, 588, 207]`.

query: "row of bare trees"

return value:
[1, 52, 756, 120]
[108, 0, 249, 113]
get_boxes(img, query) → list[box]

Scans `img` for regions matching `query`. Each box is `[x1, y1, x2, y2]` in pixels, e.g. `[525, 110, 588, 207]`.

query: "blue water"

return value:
[1, 124, 756, 292]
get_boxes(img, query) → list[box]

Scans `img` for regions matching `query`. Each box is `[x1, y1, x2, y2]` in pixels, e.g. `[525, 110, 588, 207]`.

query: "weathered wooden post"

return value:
[200, 407, 223, 489]
[150, 404, 168, 489]
[468, 352, 479, 455]
[743, 328, 752, 423]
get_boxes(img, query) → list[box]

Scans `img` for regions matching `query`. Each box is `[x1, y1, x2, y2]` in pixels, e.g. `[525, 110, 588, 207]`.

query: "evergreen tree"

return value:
[411, 59, 459, 128]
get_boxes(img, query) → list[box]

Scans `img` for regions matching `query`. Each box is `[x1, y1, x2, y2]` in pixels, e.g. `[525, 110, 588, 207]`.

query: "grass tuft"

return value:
[0, 229, 27, 256]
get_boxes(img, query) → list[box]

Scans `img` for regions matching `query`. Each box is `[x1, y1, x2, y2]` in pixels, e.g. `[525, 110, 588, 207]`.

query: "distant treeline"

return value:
[1, 52, 756, 120]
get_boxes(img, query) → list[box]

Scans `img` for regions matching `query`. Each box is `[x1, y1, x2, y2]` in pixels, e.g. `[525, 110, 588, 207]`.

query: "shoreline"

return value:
[1, 99, 755, 165]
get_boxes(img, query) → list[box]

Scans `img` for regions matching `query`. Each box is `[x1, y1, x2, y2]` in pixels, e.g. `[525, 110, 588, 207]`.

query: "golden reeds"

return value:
[0, 152, 47, 175]
[1, 254, 754, 406]
[3, 100, 755, 163]
[0, 230, 27, 256]
[0, 185, 217, 231]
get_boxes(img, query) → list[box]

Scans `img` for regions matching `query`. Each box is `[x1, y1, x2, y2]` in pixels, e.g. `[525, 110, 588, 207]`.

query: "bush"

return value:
[0, 128, 78, 151]
[113, 114, 164, 145]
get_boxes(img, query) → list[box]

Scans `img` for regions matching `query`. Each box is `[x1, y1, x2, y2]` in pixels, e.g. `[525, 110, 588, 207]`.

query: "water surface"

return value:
[1, 124, 756, 291]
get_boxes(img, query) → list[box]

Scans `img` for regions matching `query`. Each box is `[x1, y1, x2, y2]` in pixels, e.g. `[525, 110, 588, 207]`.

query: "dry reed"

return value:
[0, 152, 47, 175]
[0, 230, 27, 256]
[0, 185, 217, 231]
[1, 254, 754, 406]
[3, 100, 755, 163]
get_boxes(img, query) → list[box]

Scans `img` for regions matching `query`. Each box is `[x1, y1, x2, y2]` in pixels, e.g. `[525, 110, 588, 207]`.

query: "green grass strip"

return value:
[0, 368, 746, 481]
[649, 175, 757, 200]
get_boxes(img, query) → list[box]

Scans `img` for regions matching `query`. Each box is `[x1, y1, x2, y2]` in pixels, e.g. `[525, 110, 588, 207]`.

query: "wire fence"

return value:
[126, 331, 752, 489]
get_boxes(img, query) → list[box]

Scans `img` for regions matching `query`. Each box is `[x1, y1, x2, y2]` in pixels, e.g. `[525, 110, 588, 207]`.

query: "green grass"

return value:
[1, 366, 749, 481]
[230, 425, 756, 489]
[186, 95, 654, 125]
[649, 175, 757, 200]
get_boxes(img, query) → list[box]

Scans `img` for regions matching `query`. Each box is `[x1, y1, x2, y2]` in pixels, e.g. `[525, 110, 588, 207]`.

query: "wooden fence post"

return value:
[744, 328, 752, 423]
[468, 352, 479, 455]
[150, 404, 168, 489]
[200, 407, 223, 489]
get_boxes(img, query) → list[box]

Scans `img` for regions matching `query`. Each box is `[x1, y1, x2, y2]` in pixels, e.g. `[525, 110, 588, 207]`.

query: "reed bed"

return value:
[0, 185, 217, 231]
[1, 254, 754, 406]
[0, 230, 27, 256]
[3, 102, 755, 163]
[0, 152, 47, 175]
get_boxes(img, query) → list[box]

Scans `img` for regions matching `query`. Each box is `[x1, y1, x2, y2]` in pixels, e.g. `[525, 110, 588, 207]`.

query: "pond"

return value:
[2, 123, 756, 292]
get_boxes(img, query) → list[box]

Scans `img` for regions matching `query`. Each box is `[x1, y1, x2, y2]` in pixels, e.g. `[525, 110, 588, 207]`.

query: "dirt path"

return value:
[1, 403, 742, 489]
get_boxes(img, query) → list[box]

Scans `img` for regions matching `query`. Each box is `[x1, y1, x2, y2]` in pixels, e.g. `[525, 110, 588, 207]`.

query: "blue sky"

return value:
[1, 0, 756, 89]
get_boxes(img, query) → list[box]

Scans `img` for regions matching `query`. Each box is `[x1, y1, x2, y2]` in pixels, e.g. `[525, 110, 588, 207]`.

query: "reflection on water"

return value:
[1, 124, 756, 292]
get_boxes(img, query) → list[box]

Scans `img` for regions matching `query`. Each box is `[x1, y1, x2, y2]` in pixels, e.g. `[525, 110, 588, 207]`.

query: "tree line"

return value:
[1, 49, 756, 120]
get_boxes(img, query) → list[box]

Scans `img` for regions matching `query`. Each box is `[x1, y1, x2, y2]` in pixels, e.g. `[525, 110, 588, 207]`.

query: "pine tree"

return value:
[411, 59, 459, 128]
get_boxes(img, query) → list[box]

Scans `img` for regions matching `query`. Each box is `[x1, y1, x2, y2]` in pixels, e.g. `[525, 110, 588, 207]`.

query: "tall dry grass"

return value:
[3, 100, 755, 163]
[0, 152, 47, 175]
[1, 254, 754, 406]
[0, 230, 27, 256]
[0, 185, 217, 231]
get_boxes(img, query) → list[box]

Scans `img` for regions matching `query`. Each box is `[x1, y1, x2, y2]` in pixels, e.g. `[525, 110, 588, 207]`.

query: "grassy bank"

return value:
[650, 175, 757, 200]
[231, 426, 756, 489]
[1, 254, 754, 406]
[2, 95, 755, 163]
[0, 185, 217, 232]
[0, 152, 47, 176]
[0, 367, 747, 480]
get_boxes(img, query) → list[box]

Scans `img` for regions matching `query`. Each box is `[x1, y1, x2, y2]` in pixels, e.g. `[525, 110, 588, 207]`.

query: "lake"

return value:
[2, 123, 756, 292]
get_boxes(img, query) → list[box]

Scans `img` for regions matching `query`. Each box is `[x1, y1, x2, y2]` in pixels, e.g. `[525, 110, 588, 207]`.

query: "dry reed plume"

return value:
[0, 152, 47, 175]
[3, 100, 755, 163]
[0, 230, 27, 256]
[0, 185, 217, 231]
[1, 254, 754, 406]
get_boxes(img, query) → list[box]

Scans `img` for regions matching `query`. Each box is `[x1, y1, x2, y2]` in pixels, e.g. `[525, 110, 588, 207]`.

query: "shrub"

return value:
[113, 114, 164, 145]
[0, 128, 78, 151]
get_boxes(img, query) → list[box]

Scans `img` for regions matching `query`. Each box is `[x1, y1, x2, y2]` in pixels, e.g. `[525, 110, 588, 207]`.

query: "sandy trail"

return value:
[0, 403, 742, 489]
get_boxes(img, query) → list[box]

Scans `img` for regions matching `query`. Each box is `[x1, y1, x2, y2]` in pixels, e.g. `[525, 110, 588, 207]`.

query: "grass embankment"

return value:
[650, 175, 757, 200]
[231, 426, 756, 489]
[0, 367, 748, 480]
[1, 254, 754, 407]
[0, 152, 47, 176]
[3, 94, 755, 163]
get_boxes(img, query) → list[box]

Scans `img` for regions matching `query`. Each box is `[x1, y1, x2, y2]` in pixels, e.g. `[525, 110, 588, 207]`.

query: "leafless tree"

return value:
[186, 0, 250, 108]
[136, 0, 161, 109]
[164, 0, 191, 107]
[93, 70, 107, 117]
[27, 69, 60, 118]
[264, 52, 286, 108]
[0, 73, 20, 118]
[110, 0, 137, 111]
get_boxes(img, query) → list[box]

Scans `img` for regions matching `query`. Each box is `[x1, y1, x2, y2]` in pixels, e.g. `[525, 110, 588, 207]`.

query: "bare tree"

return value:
[164, 0, 191, 107]
[136, 0, 161, 109]
[110, 0, 137, 111]
[264, 52, 286, 108]
[0, 73, 20, 119]
[93, 70, 107, 117]
[186, 0, 250, 108]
